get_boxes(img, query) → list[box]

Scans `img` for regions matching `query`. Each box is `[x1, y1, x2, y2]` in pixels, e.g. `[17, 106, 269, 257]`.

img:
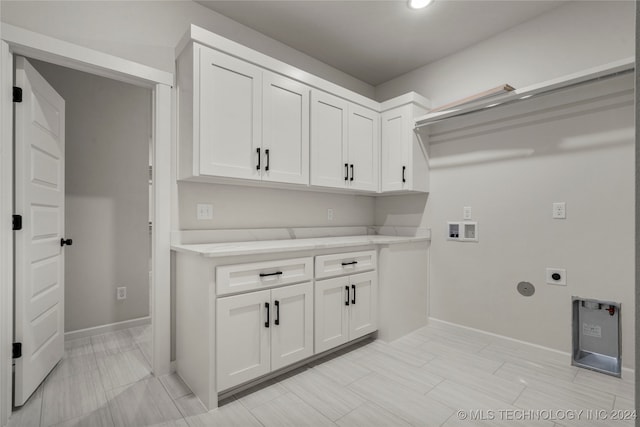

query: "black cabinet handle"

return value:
[345, 286, 350, 306]
[265, 302, 270, 328]
[351, 284, 356, 305]
[265, 149, 270, 171]
[259, 271, 283, 277]
[256, 147, 261, 170]
[344, 163, 349, 181]
[274, 300, 280, 325]
[350, 164, 354, 181]
[402, 166, 406, 183]
[60, 238, 73, 247]
[341, 261, 357, 266]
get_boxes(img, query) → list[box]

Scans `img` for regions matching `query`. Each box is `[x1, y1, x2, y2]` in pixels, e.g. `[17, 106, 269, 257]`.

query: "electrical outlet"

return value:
[197, 203, 213, 220]
[327, 208, 334, 221]
[117, 286, 127, 300]
[552, 202, 566, 219]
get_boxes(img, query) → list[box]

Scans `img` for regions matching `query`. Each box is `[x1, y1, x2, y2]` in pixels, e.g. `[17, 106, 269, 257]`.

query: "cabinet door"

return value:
[217, 290, 270, 391]
[271, 282, 314, 370]
[315, 276, 349, 353]
[347, 105, 379, 192]
[262, 72, 310, 185]
[310, 91, 348, 189]
[199, 48, 262, 180]
[348, 271, 378, 341]
[380, 106, 410, 192]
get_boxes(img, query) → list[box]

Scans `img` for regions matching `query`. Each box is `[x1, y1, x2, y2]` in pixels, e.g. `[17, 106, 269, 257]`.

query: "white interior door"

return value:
[14, 56, 66, 406]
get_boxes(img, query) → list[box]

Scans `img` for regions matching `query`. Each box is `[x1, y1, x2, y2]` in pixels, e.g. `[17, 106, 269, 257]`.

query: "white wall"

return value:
[375, 1, 635, 106]
[0, 0, 374, 98]
[0, 0, 379, 232]
[418, 74, 634, 367]
[178, 182, 375, 229]
[31, 59, 151, 333]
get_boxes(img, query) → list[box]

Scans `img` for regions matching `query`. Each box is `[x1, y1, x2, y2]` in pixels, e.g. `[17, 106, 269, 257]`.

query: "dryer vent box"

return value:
[572, 297, 621, 377]
[447, 221, 478, 242]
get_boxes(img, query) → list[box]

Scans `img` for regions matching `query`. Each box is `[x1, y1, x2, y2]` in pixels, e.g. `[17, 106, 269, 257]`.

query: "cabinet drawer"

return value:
[315, 250, 376, 279]
[217, 257, 313, 296]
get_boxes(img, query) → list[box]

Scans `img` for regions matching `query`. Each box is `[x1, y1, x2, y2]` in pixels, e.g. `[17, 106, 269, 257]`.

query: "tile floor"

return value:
[8, 323, 635, 427]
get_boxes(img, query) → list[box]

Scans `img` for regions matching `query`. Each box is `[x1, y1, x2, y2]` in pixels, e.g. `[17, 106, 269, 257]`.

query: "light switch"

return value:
[463, 206, 472, 220]
[552, 202, 566, 219]
[197, 203, 213, 220]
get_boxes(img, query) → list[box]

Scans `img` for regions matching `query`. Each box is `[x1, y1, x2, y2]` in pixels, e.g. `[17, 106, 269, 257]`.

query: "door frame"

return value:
[0, 23, 173, 426]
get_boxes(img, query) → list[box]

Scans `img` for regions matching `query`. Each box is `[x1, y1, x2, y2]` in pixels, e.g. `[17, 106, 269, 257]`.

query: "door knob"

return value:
[60, 238, 73, 247]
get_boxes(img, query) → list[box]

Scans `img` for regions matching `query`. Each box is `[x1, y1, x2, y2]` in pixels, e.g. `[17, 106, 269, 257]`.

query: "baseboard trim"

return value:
[427, 317, 635, 377]
[64, 316, 151, 341]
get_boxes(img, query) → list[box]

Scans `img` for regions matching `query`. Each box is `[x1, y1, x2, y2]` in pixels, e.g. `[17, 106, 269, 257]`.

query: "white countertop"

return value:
[171, 235, 430, 258]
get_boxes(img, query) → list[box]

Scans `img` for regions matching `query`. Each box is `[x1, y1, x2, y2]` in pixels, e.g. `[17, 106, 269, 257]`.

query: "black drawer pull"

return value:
[265, 149, 270, 171]
[256, 147, 261, 170]
[341, 261, 357, 266]
[350, 164, 354, 181]
[274, 300, 280, 325]
[402, 165, 406, 183]
[345, 286, 350, 306]
[344, 163, 349, 181]
[265, 302, 270, 328]
[259, 271, 283, 278]
[351, 284, 356, 305]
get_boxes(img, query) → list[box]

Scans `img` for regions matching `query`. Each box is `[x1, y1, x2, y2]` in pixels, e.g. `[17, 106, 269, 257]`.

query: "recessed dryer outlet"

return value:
[546, 268, 566, 285]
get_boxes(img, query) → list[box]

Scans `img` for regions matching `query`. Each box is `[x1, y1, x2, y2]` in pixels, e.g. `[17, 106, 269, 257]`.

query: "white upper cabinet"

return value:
[380, 107, 408, 192]
[347, 105, 379, 192]
[178, 43, 309, 186]
[176, 28, 430, 194]
[262, 72, 310, 185]
[199, 47, 262, 180]
[380, 98, 430, 193]
[310, 91, 349, 189]
[311, 91, 379, 192]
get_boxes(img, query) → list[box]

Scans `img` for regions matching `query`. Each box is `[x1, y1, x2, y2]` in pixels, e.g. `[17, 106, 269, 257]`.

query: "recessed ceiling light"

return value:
[408, 0, 434, 9]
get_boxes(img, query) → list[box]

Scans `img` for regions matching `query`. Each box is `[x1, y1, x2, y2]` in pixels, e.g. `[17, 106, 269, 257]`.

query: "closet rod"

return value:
[414, 64, 634, 130]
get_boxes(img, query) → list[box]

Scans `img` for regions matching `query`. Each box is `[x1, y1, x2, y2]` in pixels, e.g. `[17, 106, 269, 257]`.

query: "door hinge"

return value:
[12, 342, 22, 359]
[13, 214, 22, 231]
[12, 86, 22, 103]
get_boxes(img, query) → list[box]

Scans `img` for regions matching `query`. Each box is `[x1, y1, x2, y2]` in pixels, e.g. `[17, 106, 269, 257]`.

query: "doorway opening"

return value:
[1, 25, 172, 427]
[11, 56, 153, 415]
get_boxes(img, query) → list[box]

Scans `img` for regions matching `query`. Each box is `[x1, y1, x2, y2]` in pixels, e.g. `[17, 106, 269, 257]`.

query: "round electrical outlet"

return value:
[551, 272, 562, 281]
[517, 281, 535, 297]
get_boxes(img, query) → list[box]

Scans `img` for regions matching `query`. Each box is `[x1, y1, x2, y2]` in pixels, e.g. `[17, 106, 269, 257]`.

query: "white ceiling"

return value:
[195, 0, 565, 86]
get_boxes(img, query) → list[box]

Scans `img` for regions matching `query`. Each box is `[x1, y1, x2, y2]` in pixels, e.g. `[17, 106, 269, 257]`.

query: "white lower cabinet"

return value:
[217, 282, 313, 391]
[315, 271, 377, 353]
